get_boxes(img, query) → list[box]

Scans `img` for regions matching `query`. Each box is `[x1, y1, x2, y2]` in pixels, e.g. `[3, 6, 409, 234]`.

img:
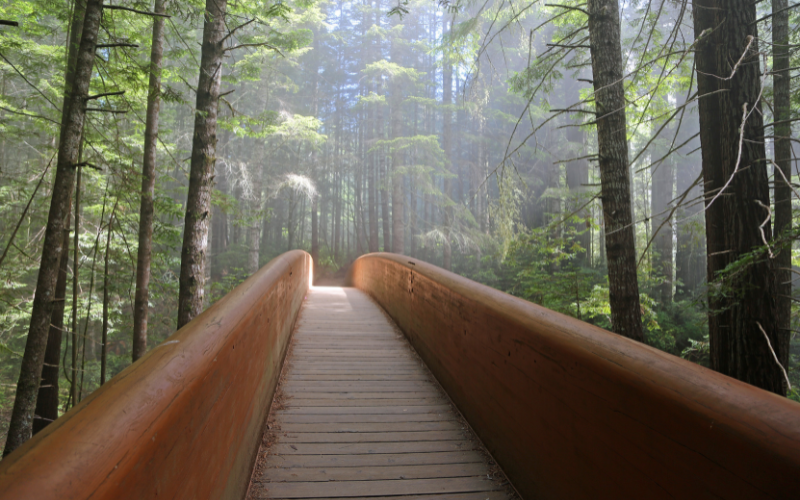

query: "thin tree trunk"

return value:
[693, 0, 786, 394]
[442, 24, 453, 271]
[651, 150, 674, 304]
[390, 31, 405, 255]
[133, 0, 166, 362]
[587, 0, 643, 341]
[32, 203, 71, 434]
[4, 0, 101, 457]
[772, 0, 792, 366]
[177, 0, 228, 329]
[70, 165, 82, 408]
[101, 207, 116, 386]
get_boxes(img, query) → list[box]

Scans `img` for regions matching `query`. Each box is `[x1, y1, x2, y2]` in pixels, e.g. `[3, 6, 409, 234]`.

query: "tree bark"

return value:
[32, 203, 71, 434]
[651, 147, 674, 304]
[693, 0, 786, 394]
[442, 27, 453, 271]
[587, 0, 644, 341]
[133, 0, 166, 362]
[177, 0, 228, 329]
[771, 0, 792, 370]
[4, 0, 103, 456]
[70, 165, 82, 408]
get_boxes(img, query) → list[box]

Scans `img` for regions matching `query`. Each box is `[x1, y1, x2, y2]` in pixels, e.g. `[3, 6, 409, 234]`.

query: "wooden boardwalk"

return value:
[248, 287, 512, 499]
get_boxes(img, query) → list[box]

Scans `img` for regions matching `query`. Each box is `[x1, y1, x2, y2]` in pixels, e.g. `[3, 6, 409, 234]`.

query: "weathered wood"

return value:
[250, 287, 509, 499]
[253, 477, 499, 498]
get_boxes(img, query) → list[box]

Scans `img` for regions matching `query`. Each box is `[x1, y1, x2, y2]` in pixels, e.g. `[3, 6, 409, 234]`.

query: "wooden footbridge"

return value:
[0, 251, 799, 499]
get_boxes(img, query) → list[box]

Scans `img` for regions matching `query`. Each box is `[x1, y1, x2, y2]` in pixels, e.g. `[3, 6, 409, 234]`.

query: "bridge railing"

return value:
[349, 253, 800, 499]
[0, 250, 312, 500]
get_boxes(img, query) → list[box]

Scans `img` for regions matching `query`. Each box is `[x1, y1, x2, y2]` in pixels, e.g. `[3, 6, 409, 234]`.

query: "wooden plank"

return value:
[286, 398, 445, 407]
[264, 493, 511, 500]
[252, 477, 499, 498]
[269, 440, 476, 455]
[262, 451, 484, 469]
[282, 392, 441, 400]
[260, 463, 488, 482]
[248, 287, 509, 499]
[286, 374, 431, 381]
[272, 413, 455, 424]
[281, 381, 436, 391]
[275, 421, 463, 433]
[274, 405, 452, 415]
[279, 431, 467, 443]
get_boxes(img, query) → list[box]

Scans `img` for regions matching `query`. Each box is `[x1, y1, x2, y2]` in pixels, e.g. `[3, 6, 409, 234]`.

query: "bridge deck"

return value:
[248, 287, 511, 499]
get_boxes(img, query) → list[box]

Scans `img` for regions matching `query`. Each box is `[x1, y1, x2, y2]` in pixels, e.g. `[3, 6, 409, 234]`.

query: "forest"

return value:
[0, 0, 797, 456]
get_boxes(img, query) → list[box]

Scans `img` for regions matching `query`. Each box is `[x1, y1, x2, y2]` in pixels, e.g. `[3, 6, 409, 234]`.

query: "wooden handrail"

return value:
[0, 250, 312, 500]
[349, 253, 800, 499]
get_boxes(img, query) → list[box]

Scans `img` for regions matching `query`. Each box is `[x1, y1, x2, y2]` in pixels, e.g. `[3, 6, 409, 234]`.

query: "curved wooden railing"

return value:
[348, 253, 800, 500]
[0, 250, 312, 500]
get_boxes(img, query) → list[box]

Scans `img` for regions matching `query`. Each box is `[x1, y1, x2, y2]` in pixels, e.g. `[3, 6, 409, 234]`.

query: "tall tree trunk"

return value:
[177, 0, 228, 329]
[675, 156, 703, 299]
[70, 165, 82, 408]
[4, 0, 103, 456]
[772, 0, 792, 367]
[651, 149, 674, 304]
[565, 78, 590, 266]
[33, 0, 87, 434]
[247, 162, 262, 275]
[390, 30, 405, 255]
[101, 208, 115, 386]
[133, 0, 166, 362]
[587, 0, 643, 341]
[32, 203, 70, 434]
[442, 28, 453, 270]
[693, 0, 786, 394]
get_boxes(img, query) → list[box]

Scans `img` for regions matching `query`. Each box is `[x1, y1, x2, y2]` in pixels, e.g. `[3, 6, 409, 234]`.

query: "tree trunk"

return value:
[442, 29, 453, 271]
[587, 0, 643, 341]
[651, 150, 674, 304]
[772, 0, 792, 368]
[4, 0, 103, 456]
[101, 209, 115, 386]
[70, 165, 82, 408]
[32, 203, 71, 434]
[177, 0, 228, 329]
[693, 0, 786, 394]
[133, 0, 166, 362]
[565, 77, 590, 266]
[675, 157, 703, 298]
[390, 32, 405, 255]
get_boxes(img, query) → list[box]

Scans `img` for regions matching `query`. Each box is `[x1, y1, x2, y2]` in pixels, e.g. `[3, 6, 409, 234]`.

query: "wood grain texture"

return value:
[348, 253, 800, 500]
[249, 287, 510, 499]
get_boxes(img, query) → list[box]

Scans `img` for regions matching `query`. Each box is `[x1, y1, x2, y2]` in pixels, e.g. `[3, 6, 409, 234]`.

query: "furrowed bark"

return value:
[693, 0, 786, 394]
[177, 0, 228, 329]
[772, 0, 792, 372]
[587, 0, 644, 341]
[4, 0, 103, 456]
[133, 0, 167, 362]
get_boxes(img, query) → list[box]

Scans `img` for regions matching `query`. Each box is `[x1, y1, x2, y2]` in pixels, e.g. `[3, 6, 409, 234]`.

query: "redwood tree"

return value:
[693, 0, 787, 394]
